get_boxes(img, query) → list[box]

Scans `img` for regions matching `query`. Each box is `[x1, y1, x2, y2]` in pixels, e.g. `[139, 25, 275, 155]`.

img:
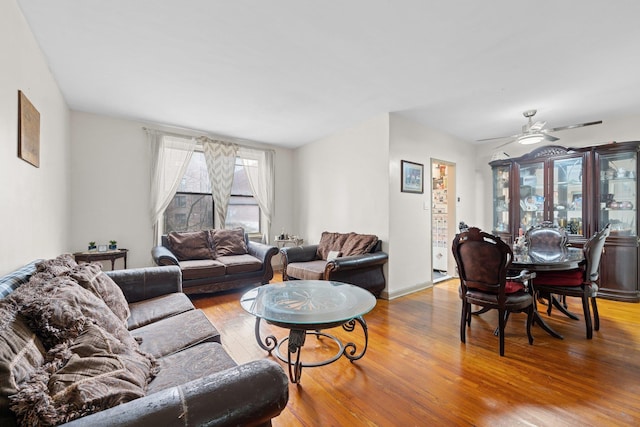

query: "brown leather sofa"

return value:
[280, 231, 388, 297]
[151, 228, 278, 295]
[0, 258, 289, 426]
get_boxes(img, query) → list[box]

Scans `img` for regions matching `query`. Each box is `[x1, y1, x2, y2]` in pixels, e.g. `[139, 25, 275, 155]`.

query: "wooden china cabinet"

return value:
[490, 142, 640, 302]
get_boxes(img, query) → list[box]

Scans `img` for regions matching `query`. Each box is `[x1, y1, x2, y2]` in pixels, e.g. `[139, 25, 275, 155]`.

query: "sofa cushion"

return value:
[0, 306, 45, 420]
[127, 293, 195, 330]
[131, 310, 220, 358]
[179, 259, 226, 280]
[67, 262, 130, 323]
[216, 254, 262, 275]
[9, 324, 154, 426]
[167, 231, 214, 261]
[209, 228, 248, 257]
[317, 232, 351, 260]
[147, 342, 237, 394]
[287, 260, 327, 280]
[342, 233, 378, 256]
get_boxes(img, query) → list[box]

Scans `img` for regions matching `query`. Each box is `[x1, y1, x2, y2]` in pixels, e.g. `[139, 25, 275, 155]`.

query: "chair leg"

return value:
[460, 301, 468, 344]
[498, 309, 505, 357]
[591, 297, 600, 331]
[582, 294, 593, 339]
[526, 306, 534, 345]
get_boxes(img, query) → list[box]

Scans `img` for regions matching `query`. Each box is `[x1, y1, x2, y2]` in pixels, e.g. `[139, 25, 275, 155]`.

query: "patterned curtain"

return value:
[201, 138, 238, 228]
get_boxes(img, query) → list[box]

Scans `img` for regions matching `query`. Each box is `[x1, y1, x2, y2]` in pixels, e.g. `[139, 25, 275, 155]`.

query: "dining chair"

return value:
[525, 221, 569, 311]
[532, 223, 611, 339]
[452, 227, 534, 356]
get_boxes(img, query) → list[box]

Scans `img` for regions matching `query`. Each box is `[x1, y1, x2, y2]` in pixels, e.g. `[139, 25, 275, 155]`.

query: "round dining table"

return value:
[510, 246, 585, 339]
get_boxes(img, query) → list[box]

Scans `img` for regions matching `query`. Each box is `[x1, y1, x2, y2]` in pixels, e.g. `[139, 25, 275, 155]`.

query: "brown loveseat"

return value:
[0, 256, 288, 426]
[151, 228, 278, 295]
[280, 231, 388, 297]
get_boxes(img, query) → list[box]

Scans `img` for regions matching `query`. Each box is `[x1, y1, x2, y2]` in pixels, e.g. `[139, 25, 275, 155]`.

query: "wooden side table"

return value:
[73, 249, 128, 270]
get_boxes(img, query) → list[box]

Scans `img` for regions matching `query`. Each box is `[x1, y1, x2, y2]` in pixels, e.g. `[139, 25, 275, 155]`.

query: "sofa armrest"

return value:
[106, 266, 183, 303]
[325, 251, 389, 273]
[280, 245, 319, 263]
[247, 241, 279, 264]
[61, 360, 289, 427]
[151, 245, 180, 266]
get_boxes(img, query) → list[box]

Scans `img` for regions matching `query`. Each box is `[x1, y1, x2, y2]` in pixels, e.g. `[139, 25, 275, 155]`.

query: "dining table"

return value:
[510, 246, 585, 339]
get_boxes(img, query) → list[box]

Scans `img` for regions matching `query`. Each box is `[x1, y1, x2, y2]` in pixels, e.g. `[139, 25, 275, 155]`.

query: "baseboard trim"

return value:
[381, 281, 433, 300]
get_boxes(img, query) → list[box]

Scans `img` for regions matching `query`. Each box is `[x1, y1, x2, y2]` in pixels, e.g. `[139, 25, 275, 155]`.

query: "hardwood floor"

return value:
[192, 277, 640, 426]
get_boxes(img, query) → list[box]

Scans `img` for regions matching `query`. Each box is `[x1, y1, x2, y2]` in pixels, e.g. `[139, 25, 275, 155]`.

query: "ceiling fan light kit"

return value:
[517, 133, 545, 145]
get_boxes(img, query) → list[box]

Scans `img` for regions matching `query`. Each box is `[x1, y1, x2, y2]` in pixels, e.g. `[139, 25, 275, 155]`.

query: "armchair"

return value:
[280, 232, 388, 297]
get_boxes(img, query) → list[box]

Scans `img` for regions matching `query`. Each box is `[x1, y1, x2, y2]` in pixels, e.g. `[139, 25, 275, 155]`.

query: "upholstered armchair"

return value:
[280, 232, 388, 297]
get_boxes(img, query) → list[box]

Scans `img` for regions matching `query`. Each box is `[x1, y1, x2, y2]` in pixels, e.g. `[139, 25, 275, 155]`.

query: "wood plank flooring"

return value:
[191, 278, 640, 426]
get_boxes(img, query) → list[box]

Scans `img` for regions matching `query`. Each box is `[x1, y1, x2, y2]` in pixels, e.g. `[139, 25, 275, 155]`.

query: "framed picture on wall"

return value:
[401, 160, 424, 194]
[18, 90, 40, 168]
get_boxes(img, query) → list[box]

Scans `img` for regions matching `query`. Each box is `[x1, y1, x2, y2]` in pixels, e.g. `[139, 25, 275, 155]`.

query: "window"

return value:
[163, 152, 260, 234]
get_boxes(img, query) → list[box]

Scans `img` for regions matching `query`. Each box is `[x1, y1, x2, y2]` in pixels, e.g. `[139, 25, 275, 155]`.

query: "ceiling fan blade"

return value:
[546, 120, 603, 132]
[542, 133, 559, 142]
[494, 139, 517, 149]
[477, 133, 521, 142]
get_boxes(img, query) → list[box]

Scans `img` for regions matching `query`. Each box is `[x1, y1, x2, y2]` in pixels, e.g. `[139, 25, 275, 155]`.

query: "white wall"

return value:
[70, 112, 295, 269]
[388, 114, 477, 298]
[475, 114, 640, 232]
[293, 113, 390, 247]
[0, 0, 71, 275]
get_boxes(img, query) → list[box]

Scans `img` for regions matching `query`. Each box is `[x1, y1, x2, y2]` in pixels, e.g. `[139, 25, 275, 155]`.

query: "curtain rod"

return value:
[142, 126, 276, 153]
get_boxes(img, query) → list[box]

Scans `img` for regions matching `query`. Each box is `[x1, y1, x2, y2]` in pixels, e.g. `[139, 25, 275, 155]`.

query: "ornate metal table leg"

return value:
[342, 316, 369, 361]
[254, 317, 277, 354]
[287, 329, 306, 383]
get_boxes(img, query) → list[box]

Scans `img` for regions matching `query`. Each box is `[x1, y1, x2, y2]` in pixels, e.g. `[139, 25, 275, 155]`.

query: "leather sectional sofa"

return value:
[0, 256, 288, 426]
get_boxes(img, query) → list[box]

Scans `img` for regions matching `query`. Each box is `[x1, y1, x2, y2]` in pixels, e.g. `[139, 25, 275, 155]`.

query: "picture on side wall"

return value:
[401, 160, 424, 193]
[18, 90, 40, 168]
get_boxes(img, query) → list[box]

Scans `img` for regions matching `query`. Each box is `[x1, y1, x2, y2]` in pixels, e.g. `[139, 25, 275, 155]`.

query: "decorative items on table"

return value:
[109, 240, 117, 250]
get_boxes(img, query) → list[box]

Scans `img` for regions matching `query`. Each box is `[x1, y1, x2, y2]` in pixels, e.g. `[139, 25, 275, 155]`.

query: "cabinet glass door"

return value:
[492, 165, 510, 233]
[600, 151, 637, 237]
[553, 156, 584, 237]
[519, 161, 545, 232]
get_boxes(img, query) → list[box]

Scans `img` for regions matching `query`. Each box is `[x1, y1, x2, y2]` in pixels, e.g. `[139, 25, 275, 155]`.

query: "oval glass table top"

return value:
[241, 280, 376, 326]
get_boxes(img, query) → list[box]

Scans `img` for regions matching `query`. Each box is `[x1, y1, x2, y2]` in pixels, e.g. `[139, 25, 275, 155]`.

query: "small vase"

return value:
[88, 245, 96, 251]
[109, 245, 117, 250]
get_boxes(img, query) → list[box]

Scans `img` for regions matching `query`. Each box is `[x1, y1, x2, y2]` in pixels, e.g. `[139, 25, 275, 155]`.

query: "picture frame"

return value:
[401, 160, 424, 193]
[98, 245, 108, 252]
[18, 91, 40, 168]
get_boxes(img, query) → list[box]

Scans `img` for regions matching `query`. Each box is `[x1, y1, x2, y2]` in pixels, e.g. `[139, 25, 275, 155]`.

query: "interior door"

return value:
[431, 159, 456, 283]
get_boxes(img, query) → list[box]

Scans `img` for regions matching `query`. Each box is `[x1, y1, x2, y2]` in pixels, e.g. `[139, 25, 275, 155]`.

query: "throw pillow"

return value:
[33, 254, 79, 280]
[209, 228, 248, 257]
[10, 324, 154, 426]
[167, 231, 215, 261]
[316, 232, 351, 260]
[326, 251, 342, 262]
[67, 263, 131, 324]
[341, 233, 378, 256]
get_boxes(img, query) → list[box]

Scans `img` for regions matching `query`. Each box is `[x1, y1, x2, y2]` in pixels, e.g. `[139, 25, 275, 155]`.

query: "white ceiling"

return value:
[16, 0, 640, 148]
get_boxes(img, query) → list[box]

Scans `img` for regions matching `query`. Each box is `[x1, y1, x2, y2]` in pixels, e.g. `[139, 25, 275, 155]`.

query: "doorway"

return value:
[431, 159, 456, 284]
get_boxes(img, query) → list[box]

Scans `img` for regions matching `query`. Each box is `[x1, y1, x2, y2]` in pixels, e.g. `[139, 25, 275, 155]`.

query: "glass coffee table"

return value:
[240, 280, 377, 383]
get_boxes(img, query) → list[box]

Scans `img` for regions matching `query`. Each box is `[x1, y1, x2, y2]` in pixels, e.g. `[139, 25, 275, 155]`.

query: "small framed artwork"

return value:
[18, 91, 40, 168]
[98, 245, 108, 252]
[401, 160, 424, 193]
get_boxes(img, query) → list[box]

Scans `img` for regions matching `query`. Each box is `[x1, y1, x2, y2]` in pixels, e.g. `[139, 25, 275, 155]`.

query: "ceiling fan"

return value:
[478, 109, 603, 148]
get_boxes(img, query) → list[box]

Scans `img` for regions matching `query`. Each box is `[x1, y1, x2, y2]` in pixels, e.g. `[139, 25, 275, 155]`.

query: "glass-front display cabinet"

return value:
[490, 142, 640, 302]
[492, 164, 511, 243]
[595, 143, 639, 302]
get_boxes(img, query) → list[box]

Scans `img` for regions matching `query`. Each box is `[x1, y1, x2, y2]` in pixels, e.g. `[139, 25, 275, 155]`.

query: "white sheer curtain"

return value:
[148, 131, 197, 244]
[200, 137, 238, 228]
[237, 147, 275, 243]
